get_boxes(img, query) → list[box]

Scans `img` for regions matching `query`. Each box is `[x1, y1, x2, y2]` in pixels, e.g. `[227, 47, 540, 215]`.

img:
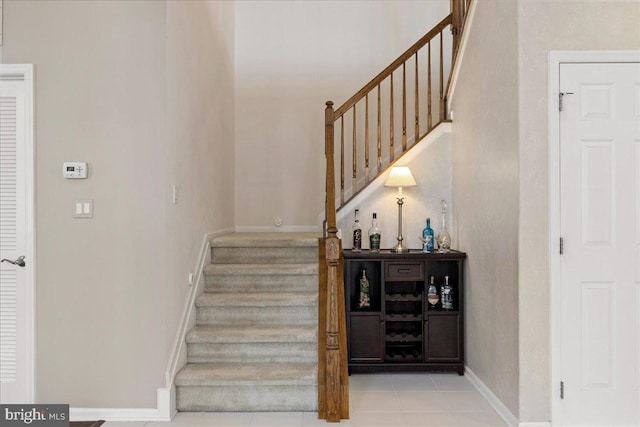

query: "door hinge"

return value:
[560, 381, 564, 399]
[560, 237, 564, 255]
[559, 92, 574, 112]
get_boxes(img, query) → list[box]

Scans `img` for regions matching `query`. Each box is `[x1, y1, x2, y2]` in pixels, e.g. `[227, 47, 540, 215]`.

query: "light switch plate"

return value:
[73, 199, 93, 218]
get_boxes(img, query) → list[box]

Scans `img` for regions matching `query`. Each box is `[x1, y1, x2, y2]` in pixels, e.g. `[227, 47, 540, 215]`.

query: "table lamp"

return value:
[384, 166, 417, 253]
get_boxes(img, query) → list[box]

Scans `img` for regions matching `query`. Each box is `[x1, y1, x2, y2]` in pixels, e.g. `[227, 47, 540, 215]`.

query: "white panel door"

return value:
[0, 79, 29, 403]
[560, 62, 640, 426]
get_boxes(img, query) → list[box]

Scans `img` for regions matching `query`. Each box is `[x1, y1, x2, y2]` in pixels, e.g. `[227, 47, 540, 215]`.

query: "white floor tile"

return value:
[394, 391, 494, 413]
[349, 391, 404, 413]
[348, 411, 407, 427]
[349, 373, 394, 391]
[403, 411, 508, 427]
[430, 373, 476, 391]
[301, 412, 356, 426]
[388, 373, 438, 391]
[248, 411, 303, 427]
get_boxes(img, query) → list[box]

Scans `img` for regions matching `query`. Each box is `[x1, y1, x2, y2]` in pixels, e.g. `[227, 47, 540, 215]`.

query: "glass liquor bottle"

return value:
[358, 268, 371, 309]
[441, 275, 453, 310]
[427, 275, 439, 308]
[352, 209, 362, 253]
[421, 218, 435, 253]
[368, 213, 381, 253]
[436, 200, 451, 253]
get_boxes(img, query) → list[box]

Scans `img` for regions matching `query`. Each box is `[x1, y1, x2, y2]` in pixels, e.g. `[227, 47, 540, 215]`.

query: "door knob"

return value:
[1, 256, 26, 267]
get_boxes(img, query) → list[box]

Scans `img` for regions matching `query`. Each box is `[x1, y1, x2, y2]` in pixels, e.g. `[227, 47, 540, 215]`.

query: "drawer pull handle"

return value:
[398, 268, 411, 273]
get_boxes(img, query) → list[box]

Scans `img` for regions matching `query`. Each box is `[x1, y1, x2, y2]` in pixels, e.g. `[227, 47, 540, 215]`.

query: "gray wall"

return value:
[450, 0, 520, 418]
[517, 1, 640, 422]
[1, 0, 234, 408]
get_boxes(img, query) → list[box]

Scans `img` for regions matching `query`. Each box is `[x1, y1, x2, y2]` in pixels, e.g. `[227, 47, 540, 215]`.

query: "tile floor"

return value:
[102, 373, 508, 427]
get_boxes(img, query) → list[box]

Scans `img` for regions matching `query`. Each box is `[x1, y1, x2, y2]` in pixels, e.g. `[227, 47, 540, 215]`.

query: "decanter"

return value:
[436, 200, 451, 253]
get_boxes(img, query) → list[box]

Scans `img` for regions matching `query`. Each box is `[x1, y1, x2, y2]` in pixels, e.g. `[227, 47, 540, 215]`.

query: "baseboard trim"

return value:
[71, 388, 173, 422]
[235, 225, 321, 233]
[163, 227, 234, 418]
[465, 365, 519, 427]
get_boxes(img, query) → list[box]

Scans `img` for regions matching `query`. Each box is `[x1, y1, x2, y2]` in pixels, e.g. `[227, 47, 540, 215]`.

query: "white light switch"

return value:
[73, 199, 93, 218]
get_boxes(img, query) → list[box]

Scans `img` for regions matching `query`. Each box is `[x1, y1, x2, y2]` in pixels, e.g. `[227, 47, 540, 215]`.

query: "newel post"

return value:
[324, 101, 341, 422]
[319, 101, 349, 423]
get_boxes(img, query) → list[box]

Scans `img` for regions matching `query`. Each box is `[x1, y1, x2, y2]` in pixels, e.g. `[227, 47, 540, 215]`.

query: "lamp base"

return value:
[392, 242, 410, 253]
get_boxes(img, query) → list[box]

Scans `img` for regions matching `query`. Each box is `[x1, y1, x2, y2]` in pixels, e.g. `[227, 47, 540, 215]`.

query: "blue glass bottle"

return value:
[422, 218, 435, 253]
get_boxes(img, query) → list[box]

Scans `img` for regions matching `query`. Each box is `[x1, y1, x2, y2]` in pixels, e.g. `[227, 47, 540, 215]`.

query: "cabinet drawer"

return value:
[385, 262, 424, 281]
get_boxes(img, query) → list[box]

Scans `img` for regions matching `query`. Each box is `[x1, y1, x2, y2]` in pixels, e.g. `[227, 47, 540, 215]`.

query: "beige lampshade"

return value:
[384, 166, 416, 187]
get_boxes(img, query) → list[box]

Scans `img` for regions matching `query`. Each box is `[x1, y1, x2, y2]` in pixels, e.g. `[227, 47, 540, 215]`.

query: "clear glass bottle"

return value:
[352, 209, 362, 252]
[368, 213, 381, 253]
[436, 200, 451, 253]
[358, 268, 371, 309]
[427, 275, 439, 308]
[441, 275, 453, 310]
[421, 218, 435, 253]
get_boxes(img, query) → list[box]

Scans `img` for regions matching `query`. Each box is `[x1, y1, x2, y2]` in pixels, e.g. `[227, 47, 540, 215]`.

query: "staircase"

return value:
[175, 232, 320, 412]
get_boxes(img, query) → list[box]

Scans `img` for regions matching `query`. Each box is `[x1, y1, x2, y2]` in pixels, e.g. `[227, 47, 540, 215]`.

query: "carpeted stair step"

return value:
[211, 232, 319, 264]
[204, 263, 318, 293]
[195, 292, 317, 326]
[186, 325, 317, 363]
[178, 232, 320, 412]
[196, 292, 317, 307]
[175, 362, 317, 411]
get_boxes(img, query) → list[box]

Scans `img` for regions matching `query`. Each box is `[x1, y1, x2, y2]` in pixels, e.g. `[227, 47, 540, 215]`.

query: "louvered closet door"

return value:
[0, 79, 27, 403]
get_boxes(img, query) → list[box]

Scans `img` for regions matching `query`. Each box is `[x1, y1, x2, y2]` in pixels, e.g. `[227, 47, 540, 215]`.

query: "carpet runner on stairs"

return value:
[175, 232, 320, 412]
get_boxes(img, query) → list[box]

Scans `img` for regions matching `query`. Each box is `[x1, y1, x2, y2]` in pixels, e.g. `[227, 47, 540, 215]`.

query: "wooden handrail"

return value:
[334, 14, 452, 118]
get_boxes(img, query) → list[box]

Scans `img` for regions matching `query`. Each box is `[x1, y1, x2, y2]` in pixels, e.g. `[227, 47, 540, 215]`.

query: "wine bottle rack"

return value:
[344, 249, 466, 374]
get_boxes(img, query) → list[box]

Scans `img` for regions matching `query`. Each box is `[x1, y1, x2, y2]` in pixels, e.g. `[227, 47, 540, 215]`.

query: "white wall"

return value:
[164, 0, 235, 376]
[1, 0, 235, 408]
[449, 0, 520, 417]
[337, 131, 453, 252]
[517, 1, 640, 422]
[234, 0, 450, 230]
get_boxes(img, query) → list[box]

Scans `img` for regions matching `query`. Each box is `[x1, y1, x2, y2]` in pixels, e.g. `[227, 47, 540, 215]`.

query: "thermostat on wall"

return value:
[63, 162, 88, 179]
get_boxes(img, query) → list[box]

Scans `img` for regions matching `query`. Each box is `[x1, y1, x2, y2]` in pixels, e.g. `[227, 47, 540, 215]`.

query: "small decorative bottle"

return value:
[441, 275, 453, 310]
[427, 276, 439, 308]
[358, 268, 371, 309]
[421, 218, 435, 253]
[436, 200, 451, 253]
[368, 213, 381, 253]
[352, 209, 362, 253]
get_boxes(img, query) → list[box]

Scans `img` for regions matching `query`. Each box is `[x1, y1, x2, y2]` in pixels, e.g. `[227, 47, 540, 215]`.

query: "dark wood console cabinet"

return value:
[344, 249, 466, 374]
